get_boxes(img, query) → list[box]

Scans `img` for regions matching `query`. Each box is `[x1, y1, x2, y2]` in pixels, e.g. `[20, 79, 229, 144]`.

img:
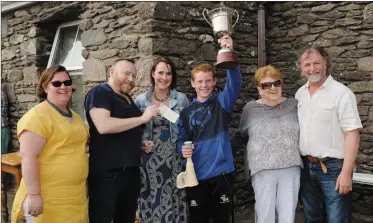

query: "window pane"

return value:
[51, 25, 84, 68]
[68, 75, 86, 120]
[69, 30, 84, 67]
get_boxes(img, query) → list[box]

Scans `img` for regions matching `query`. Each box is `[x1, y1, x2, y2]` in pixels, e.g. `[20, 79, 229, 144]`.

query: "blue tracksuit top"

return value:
[177, 66, 242, 180]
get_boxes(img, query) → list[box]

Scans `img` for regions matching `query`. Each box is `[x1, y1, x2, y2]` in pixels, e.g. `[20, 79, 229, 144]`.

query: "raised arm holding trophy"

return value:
[203, 6, 239, 69]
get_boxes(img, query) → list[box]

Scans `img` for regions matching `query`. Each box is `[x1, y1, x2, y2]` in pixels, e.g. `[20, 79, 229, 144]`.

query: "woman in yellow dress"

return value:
[11, 65, 89, 223]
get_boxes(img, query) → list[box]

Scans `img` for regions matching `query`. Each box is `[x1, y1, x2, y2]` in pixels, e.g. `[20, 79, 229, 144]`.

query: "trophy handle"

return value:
[232, 9, 239, 28]
[202, 8, 213, 27]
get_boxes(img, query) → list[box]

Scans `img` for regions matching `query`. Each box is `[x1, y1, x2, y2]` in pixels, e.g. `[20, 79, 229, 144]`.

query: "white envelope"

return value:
[159, 104, 179, 123]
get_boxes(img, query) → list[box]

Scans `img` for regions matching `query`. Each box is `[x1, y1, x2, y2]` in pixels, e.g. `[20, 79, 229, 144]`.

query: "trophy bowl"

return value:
[203, 7, 239, 69]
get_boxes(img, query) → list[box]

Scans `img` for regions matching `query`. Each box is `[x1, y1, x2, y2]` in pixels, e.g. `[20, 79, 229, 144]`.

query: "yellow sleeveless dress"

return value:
[11, 101, 89, 223]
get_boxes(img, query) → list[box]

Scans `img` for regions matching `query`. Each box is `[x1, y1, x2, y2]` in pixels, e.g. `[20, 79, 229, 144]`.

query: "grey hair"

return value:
[296, 44, 332, 74]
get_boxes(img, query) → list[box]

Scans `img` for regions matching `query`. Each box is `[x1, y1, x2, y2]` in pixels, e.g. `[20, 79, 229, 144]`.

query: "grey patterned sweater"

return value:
[232, 98, 302, 178]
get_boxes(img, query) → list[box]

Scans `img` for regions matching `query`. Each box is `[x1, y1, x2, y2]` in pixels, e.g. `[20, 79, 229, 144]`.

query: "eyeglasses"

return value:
[261, 80, 281, 90]
[51, 80, 72, 88]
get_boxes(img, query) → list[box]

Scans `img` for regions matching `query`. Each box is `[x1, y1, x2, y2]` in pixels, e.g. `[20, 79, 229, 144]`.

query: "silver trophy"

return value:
[202, 7, 239, 69]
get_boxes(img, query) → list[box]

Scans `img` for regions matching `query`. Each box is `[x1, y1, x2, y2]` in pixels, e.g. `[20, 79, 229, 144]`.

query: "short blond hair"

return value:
[191, 64, 215, 80]
[255, 65, 283, 87]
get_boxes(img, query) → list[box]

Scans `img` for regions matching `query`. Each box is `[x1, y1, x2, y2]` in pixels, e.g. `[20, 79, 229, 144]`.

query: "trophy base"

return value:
[215, 51, 238, 69]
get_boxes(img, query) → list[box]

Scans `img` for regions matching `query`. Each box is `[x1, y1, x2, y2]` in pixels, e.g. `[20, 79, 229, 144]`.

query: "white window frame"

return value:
[47, 20, 84, 74]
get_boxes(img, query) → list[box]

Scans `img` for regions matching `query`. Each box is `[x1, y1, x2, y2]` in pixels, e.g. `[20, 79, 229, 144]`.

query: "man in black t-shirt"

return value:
[85, 59, 158, 223]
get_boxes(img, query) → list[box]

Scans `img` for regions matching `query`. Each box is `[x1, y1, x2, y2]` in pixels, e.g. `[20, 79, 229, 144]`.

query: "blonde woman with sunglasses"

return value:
[232, 65, 302, 223]
[11, 65, 89, 223]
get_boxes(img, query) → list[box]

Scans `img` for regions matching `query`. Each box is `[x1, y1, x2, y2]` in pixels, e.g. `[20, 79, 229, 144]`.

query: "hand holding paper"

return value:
[158, 104, 180, 123]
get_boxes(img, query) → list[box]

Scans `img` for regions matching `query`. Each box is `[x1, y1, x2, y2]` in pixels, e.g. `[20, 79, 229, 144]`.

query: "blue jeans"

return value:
[300, 156, 352, 223]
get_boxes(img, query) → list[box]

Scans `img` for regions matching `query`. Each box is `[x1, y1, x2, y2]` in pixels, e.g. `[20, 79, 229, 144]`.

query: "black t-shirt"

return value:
[85, 83, 143, 171]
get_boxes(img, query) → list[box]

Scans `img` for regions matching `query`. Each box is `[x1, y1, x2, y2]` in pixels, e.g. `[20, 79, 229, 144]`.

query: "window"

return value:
[48, 21, 86, 120]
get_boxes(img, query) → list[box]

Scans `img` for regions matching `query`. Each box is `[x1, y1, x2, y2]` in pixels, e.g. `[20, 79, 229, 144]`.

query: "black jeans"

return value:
[186, 173, 234, 223]
[88, 166, 141, 223]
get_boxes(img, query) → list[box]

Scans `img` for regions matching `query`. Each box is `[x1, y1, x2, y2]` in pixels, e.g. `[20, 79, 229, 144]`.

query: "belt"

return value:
[307, 156, 329, 174]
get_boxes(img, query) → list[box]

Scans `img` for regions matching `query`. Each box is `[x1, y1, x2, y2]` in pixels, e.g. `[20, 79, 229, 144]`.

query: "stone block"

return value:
[102, 56, 120, 67]
[267, 28, 288, 38]
[357, 40, 373, 49]
[348, 81, 373, 93]
[301, 34, 319, 42]
[199, 34, 214, 44]
[20, 38, 43, 55]
[9, 70, 23, 82]
[311, 3, 336, 12]
[79, 20, 93, 31]
[313, 39, 332, 47]
[335, 18, 362, 26]
[154, 2, 185, 21]
[152, 38, 197, 55]
[18, 94, 37, 103]
[348, 50, 371, 58]
[90, 49, 118, 60]
[134, 56, 157, 87]
[1, 48, 16, 60]
[27, 27, 41, 38]
[23, 65, 40, 81]
[321, 10, 345, 20]
[327, 45, 355, 58]
[82, 58, 107, 82]
[10, 34, 24, 45]
[81, 29, 107, 47]
[14, 9, 29, 17]
[309, 26, 330, 34]
[138, 37, 153, 55]
[93, 19, 109, 29]
[297, 13, 318, 24]
[293, 24, 309, 36]
[363, 3, 373, 23]
[334, 36, 359, 46]
[110, 34, 139, 49]
[321, 28, 345, 39]
[369, 107, 373, 121]
[358, 57, 373, 72]
[338, 4, 363, 12]
[195, 44, 217, 61]
[137, 2, 156, 19]
[118, 48, 138, 58]
[358, 106, 370, 116]
[362, 93, 373, 106]
[80, 10, 98, 19]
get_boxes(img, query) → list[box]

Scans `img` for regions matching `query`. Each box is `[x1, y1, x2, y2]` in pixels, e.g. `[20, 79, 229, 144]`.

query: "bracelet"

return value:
[28, 192, 40, 195]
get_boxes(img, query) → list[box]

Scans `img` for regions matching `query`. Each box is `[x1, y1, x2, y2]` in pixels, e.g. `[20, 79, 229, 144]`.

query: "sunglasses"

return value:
[261, 80, 282, 90]
[51, 80, 73, 88]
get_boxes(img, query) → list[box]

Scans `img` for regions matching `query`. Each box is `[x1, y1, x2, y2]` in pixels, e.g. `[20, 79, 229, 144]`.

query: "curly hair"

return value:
[255, 65, 283, 87]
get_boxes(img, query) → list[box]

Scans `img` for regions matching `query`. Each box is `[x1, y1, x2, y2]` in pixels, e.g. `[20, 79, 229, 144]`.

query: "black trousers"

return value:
[186, 172, 234, 223]
[88, 166, 141, 223]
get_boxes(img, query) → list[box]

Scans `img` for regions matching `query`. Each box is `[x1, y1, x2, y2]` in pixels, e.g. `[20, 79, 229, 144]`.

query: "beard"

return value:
[303, 70, 323, 84]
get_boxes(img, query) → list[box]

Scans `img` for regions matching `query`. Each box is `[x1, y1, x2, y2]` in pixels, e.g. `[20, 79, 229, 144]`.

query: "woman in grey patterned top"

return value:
[232, 65, 302, 223]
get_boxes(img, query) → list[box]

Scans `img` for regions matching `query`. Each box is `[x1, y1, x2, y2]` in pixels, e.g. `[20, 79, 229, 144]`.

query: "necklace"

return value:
[261, 101, 283, 124]
[152, 91, 169, 102]
[46, 99, 72, 118]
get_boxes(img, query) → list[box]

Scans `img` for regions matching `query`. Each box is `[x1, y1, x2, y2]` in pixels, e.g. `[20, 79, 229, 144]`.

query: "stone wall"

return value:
[3, 1, 371, 219]
[1, 1, 258, 213]
[265, 1, 373, 220]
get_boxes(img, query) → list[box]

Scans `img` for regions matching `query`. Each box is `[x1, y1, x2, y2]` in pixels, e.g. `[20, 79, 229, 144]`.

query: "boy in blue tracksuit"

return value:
[177, 35, 242, 223]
